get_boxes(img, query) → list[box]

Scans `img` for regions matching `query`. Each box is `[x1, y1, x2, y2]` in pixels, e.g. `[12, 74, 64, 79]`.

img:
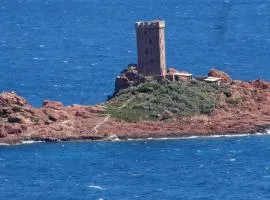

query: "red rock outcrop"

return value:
[114, 65, 145, 93]
[208, 69, 232, 83]
[42, 100, 64, 109]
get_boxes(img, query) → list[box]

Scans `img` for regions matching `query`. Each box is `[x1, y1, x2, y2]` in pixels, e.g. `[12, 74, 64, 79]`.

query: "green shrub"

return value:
[107, 81, 229, 122]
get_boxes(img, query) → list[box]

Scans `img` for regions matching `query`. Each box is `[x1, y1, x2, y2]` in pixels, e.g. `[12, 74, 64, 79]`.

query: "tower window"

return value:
[149, 39, 152, 45]
[145, 48, 148, 55]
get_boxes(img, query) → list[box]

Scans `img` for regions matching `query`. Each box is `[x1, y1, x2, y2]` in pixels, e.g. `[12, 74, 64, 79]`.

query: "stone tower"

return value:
[135, 20, 167, 77]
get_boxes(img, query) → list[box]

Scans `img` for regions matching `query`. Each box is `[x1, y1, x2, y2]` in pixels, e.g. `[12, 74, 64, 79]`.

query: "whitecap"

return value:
[229, 158, 236, 162]
[21, 140, 43, 144]
[33, 57, 44, 61]
[39, 44, 45, 48]
[88, 185, 103, 190]
[130, 173, 141, 177]
[0, 143, 10, 146]
[63, 60, 68, 63]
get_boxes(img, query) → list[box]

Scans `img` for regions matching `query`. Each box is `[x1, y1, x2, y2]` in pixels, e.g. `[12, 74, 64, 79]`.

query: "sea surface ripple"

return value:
[1, 135, 270, 199]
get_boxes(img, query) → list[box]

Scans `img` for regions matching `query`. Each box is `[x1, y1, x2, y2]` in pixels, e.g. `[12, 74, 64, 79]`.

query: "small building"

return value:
[166, 72, 193, 82]
[204, 76, 222, 86]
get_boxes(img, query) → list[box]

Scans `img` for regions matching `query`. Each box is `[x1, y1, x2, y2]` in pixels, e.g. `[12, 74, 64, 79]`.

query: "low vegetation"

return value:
[226, 96, 242, 105]
[106, 81, 229, 122]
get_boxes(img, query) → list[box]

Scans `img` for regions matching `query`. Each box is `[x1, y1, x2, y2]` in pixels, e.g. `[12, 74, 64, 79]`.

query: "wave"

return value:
[0, 140, 44, 146]
[1, 129, 269, 146]
[130, 130, 270, 142]
[88, 185, 103, 190]
[21, 140, 44, 144]
[0, 143, 10, 146]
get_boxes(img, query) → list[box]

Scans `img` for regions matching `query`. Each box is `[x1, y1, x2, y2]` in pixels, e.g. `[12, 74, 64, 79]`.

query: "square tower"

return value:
[135, 20, 167, 77]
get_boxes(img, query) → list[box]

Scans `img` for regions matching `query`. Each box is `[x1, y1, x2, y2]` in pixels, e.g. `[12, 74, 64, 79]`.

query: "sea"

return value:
[0, 0, 270, 199]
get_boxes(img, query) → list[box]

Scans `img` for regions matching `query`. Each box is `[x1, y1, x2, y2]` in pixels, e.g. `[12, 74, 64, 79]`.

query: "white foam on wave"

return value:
[33, 57, 44, 61]
[88, 185, 103, 190]
[21, 140, 44, 144]
[133, 131, 270, 142]
[0, 140, 44, 146]
[0, 143, 10, 146]
[202, 133, 251, 138]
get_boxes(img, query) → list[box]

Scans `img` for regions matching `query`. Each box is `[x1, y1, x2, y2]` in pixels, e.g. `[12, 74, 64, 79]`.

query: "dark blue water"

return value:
[1, 136, 270, 199]
[0, 0, 269, 106]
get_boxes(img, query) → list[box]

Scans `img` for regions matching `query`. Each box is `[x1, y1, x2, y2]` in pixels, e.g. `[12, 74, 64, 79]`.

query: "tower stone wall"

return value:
[135, 20, 167, 77]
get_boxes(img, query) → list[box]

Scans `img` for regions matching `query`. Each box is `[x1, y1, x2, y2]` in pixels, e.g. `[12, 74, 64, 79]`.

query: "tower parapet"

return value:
[135, 20, 165, 29]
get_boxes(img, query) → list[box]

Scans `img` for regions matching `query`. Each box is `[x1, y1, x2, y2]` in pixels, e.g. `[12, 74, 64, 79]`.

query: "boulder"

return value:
[0, 108, 11, 117]
[114, 65, 145, 93]
[4, 124, 23, 135]
[43, 109, 69, 122]
[160, 110, 174, 120]
[42, 100, 64, 109]
[115, 76, 130, 91]
[0, 126, 7, 137]
[0, 92, 28, 107]
[208, 69, 232, 83]
[75, 110, 91, 118]
[250, 80, 269, 90]
[7, 115, 24, 124]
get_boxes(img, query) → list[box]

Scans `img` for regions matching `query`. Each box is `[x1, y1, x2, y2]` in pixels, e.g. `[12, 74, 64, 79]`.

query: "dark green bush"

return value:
[106, 81, 229, 122]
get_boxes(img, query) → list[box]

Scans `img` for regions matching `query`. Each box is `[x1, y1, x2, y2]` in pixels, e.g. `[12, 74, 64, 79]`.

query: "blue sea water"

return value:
[1, 0, 270, 199]
[1, 135, 270, 199]
[0, 0, 269, 106]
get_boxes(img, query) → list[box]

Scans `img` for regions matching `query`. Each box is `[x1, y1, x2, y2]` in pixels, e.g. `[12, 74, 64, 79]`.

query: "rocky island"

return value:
[0, 20, 269, 144]
[0, 67, 269, 144]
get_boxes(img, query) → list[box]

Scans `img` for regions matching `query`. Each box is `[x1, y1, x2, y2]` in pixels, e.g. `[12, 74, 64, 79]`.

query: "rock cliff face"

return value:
[0, 71, 270, 144]
[114, 65, 145, 94]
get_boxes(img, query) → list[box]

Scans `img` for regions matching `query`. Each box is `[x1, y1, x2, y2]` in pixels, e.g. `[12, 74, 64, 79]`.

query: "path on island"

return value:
[90, 97, 134, 134]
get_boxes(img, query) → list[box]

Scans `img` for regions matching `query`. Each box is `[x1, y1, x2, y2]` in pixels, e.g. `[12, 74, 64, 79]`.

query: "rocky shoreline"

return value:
[0, 75, 270, 145]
